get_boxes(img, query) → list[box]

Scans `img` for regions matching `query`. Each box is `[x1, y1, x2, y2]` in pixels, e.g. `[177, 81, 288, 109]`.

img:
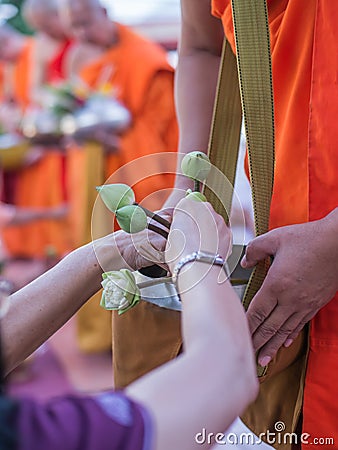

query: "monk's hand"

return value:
[72, 124, 122, 153]
[92, 126, 121, 154]
[241, 210, 338, 367]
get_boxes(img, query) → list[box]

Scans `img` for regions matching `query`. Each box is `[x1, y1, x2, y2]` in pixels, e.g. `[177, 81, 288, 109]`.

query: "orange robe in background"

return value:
[70, 24, 178, 353]
[67, 23, 178, 248]
[6, 38, 34, 109]
[213, 0, 338, 445]
[79, 24, 177, 207]
[1, 38, 72, 258]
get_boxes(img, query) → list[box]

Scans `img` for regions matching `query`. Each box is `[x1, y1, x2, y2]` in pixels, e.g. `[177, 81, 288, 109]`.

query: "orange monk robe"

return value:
[69, 24, 178, 353]
[67, 24, 178, 247]
[1, 37, 73, 258]
[213, 0, 338, 445]
[79, 24, 177, 208]
[2, 38, 34, 109]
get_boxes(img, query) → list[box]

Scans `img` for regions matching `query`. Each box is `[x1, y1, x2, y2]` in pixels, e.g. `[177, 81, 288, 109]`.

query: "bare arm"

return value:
[1, 204, 68, 226]
[165, 0, 224, 207]
[127, 199, 258, 450]
[2, 230, 165, 374]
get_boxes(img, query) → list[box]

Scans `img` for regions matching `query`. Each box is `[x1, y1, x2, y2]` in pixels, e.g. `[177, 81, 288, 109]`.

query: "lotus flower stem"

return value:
[194, 179, 201, 192]
[147, 223, 169, 239]
[134, 203, 171, 229]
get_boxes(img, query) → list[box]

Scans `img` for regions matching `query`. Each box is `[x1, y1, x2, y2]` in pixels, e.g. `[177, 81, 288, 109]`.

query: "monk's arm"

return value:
[162, 0, 224, 207]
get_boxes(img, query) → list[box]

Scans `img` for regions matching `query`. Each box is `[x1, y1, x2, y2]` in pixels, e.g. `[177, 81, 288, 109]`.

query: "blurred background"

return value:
[2, 0, 181, 45]
[0, 0, 253, 404]
[0, 0, 182, 402]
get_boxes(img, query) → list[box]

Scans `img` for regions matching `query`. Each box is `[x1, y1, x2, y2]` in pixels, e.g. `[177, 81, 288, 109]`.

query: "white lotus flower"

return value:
[100, 269, 140, 315]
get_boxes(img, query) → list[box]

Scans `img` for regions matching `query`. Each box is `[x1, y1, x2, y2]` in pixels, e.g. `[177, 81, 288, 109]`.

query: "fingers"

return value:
[253, 311, 312, 367]
[246, 283, 277, 335]
[155, 207, 174, 219]
[283, 311, 314, 347]
[139, 243, 166, 268]
[254, 312, 302, 366]
[241, 230, 279, 268]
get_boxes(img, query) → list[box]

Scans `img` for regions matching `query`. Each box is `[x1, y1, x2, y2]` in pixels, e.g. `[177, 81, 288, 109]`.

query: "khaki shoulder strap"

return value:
[204, 39, 242, 221]
[206, 0, 275, 326]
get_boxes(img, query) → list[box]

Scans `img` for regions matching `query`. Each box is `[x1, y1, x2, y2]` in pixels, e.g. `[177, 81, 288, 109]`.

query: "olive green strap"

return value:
[204, 39, 242, 223]
[205, 1, 275, 375]
[230, 0, 275, 313]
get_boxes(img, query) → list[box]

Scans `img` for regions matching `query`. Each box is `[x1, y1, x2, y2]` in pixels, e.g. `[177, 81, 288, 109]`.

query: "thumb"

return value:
[241, 230, 278, 268]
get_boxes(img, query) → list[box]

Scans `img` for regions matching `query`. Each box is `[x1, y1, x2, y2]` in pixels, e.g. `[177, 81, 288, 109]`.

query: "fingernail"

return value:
[240, 258, 247, 268]
[259, 356, 271, 367]
[284, 339, 293, 348]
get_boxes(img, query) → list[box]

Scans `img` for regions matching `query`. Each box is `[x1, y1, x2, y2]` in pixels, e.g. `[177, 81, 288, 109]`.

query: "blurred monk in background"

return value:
[60, 0, 178, 362]
[0, 24, 33, 120]
[0, 7, 71, 262]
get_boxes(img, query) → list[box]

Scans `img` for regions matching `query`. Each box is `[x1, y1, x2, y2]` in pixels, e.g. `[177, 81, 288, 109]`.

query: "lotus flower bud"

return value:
[185, 189, 207, 202]
[100, 269, 140, 315]
[96, 183, 135, 213]
[115, 205, 147, 233]
[181, 151, 211, 182]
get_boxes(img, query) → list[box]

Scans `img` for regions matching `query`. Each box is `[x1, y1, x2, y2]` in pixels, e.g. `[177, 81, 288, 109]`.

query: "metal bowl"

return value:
[60, 96, 131, 135]
[21, 110, 61, 138]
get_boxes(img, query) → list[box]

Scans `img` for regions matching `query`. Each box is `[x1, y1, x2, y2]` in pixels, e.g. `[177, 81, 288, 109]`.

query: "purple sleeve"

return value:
[16, 391, 153, 450]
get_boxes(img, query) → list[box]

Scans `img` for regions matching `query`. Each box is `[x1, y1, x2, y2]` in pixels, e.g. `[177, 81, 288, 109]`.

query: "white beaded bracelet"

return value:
[172, 250, 230, 290]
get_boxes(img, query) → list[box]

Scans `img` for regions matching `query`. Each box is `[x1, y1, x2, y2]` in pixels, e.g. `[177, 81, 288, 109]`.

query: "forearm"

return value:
[127, 266, 258, 450]
[173, 52, 221, 194]
[176, 52, 221, 153]
[162, 50, 222, 209]
[2, 244, 101, 373]
[2, 235, 125, 374]
[7, 207, 60, 225]
[173, 0, 224, 192]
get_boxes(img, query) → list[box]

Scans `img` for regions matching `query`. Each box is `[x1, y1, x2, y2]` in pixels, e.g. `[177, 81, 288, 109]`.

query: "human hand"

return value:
[45, 204, 69, 220]
[94, 228, 167, 274]
[165, 198, 231, 273]
[72, 124, 122, 153]
[241, 212, 338, 366]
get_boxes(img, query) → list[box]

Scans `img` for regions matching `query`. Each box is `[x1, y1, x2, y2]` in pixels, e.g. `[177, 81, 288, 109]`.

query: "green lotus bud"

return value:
[185, 189, 207, 202]
[115, 205, 147, 233]
[96, 183, 135, 213]
[181, 151, 211, 182]
[100, 269, 140, 315]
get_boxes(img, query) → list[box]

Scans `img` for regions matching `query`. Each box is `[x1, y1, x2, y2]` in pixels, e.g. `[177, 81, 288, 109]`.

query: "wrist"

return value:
[177, 261, 229, 296]
[163, 187, 188, 209]
[321, 208, 338, 255]
[172, 251, 229, 295]
[92, 231, 129, 272]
